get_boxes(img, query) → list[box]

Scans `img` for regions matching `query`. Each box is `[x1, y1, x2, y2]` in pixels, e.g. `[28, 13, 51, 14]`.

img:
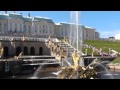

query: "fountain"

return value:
[69, 11, 82, 55]
[28, 63, 61, 79]
[90, 60, 114, 79]
[56, 11, 114, 79]
[2, 11, 116, 79]
[57, 58, 115, 79]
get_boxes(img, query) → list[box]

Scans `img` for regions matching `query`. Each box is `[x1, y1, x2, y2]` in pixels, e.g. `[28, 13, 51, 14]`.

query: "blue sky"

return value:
[0, 11, 120, 38]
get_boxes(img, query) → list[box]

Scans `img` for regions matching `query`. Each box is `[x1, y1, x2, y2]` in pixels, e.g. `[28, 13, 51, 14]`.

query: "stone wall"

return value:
[0, 40, 51, 57]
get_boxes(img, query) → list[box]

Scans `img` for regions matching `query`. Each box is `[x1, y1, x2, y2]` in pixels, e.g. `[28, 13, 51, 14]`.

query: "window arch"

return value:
[23, 47, 28, 55]
[15, 23, 17, 33]
[24, 25, 26, 33]
[16, 47, 21, 56]
[30, 47, 35, 55]
[39, 47, 43, 55]
[3, 47, 9, 57]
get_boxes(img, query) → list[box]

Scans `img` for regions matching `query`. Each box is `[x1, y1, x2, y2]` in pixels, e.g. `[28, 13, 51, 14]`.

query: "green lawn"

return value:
[58, 39, 120, 55]
[82, 48, 99, 55]
[84, 40, 120, 53]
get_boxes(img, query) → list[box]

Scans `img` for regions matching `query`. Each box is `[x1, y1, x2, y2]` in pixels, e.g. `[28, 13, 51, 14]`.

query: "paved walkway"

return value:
[108, 64, 120, 71]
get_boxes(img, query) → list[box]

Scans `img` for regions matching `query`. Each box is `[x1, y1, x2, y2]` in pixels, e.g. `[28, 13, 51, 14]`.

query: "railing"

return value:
[0, 36, 58, 42]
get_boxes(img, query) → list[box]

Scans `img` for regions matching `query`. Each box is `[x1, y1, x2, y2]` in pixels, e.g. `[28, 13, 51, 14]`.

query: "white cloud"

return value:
[100, 30, 120, 38]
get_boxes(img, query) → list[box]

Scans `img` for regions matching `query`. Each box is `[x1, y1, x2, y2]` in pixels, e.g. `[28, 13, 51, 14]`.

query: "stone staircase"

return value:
[47, 37, 84, 58]
[47, 38, 74, 59]
[46, 37, 87, 67]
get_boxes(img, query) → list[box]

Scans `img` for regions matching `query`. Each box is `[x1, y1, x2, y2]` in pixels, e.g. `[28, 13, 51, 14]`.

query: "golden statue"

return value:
[48, 36, 51, 40]
[22, 35, 25, 41]
[0, 47, 4, 57]
[0, 47, 4, 58]
[72, 50, 80, 67]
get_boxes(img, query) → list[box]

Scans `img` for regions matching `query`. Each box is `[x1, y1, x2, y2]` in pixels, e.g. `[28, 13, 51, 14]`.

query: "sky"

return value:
[0, 11, 120, 38]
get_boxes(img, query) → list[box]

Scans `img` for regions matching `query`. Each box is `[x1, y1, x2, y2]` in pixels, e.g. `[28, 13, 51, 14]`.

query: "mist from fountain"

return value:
[28, 59, 61, 79]
[79, 58, 84, 66]
[82, 58, 113, 79]
[64, 59, 72, 66]
[29, 66, 55, 79]
[92, 61, 114, 79]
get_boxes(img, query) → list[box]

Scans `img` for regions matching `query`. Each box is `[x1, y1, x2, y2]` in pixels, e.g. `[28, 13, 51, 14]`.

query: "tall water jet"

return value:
[69, 11, 82, 56]
[69, 11, 83, 67]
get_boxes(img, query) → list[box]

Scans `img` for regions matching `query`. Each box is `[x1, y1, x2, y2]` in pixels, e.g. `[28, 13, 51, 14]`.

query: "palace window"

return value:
[4, 23, 7, 31]
[28, 25, 31, 33]
[0, 23, 1, 31]
[14, 23, 17, 32]
[20, 24, 22, 32]
[35, 25, 37, 33]
[24, 25, 26, 33]
[43, 29, 45, 33]
[39, 29, 41, 33]
[39, 25, 41, 33]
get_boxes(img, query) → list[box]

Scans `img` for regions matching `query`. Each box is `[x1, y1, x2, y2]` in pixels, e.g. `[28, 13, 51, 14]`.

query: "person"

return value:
[72, 50, 80, 67]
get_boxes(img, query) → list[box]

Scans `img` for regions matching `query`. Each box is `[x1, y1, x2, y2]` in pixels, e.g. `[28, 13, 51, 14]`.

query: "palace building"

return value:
[0, 12, 99, 40]
[54, 22, 99, 40]
[0, 12, 54, 37]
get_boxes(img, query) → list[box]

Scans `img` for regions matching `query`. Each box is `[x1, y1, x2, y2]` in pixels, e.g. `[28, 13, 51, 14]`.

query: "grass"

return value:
[58, 39, 120, 55]
[110, 57, 120, 64]
[82, 48, 99, 55]
[84, 40, 120, 53]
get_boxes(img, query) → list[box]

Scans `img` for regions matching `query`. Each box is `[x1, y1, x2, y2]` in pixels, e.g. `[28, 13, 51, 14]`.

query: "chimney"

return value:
[28, 13, 30, 17]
